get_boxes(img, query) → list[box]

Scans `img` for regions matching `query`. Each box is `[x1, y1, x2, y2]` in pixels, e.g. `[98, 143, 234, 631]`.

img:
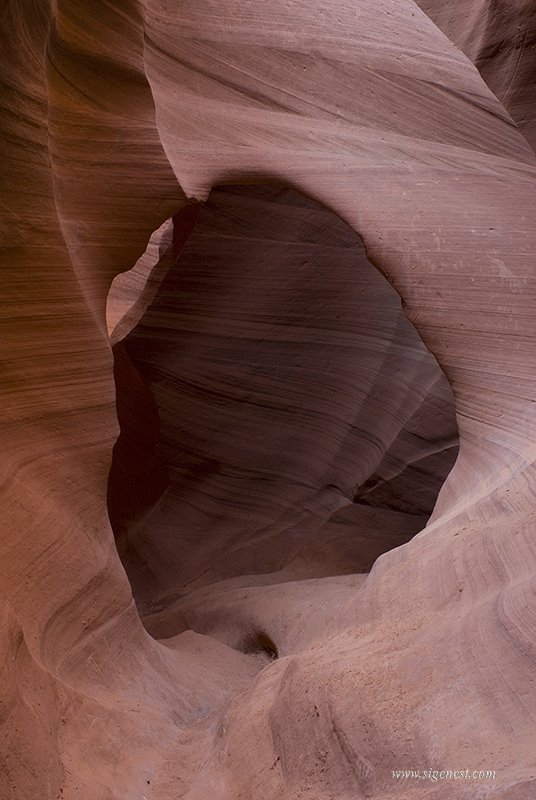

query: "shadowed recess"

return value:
[107, 184, 459, 609]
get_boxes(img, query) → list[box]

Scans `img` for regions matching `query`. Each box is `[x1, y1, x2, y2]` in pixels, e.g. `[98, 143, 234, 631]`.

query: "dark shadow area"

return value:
[240, 631, 279, 660]
[106, 183, 459, 608]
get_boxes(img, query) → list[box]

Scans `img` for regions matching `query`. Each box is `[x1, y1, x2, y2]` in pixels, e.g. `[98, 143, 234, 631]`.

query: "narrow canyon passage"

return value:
[107, 184, 459, 644]
[3, 1, 536, 798]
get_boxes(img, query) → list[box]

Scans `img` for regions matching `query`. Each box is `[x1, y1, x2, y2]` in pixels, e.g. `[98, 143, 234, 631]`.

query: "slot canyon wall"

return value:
[1, 1, 535, 799]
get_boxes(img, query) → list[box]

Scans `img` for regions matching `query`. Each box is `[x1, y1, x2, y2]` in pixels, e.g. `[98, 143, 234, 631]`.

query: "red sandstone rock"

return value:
[1, 1, 536, 799]
[111, 184, 457, 601]
[416, 0, 536, 150]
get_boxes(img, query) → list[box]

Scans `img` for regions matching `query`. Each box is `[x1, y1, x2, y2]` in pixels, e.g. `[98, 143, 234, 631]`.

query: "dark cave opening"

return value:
[106, 183, 459, 611]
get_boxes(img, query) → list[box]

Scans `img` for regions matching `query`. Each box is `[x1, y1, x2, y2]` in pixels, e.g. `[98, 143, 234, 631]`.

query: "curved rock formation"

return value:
[110, 183, 458, 601]
[416, 0, 536, 149]
[2, 1, 536, 799]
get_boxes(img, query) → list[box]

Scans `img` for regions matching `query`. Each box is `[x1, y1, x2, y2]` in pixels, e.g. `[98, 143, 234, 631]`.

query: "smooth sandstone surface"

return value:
[1, 1, 536, 799]
[416, 0, 536, 149]
[110, 184, 458, 602]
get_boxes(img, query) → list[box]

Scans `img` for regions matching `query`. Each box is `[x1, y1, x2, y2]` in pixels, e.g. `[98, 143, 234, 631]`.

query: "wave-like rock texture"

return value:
[416, 0, 536, 150]
[2, 1, 536, 799]
[110, 184, 457, 601]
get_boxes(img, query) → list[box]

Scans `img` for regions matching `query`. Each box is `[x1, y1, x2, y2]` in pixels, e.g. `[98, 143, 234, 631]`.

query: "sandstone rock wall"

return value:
[2, 1, 535, 798]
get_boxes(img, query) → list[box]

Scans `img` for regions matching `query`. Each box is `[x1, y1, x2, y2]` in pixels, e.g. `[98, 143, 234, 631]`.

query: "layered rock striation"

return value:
[2, 1, 536, 799]
[110, 184, 458, 602]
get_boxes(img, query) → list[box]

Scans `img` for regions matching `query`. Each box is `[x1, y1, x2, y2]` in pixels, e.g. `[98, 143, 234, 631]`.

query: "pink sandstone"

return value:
[1, 2, 535, 799]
